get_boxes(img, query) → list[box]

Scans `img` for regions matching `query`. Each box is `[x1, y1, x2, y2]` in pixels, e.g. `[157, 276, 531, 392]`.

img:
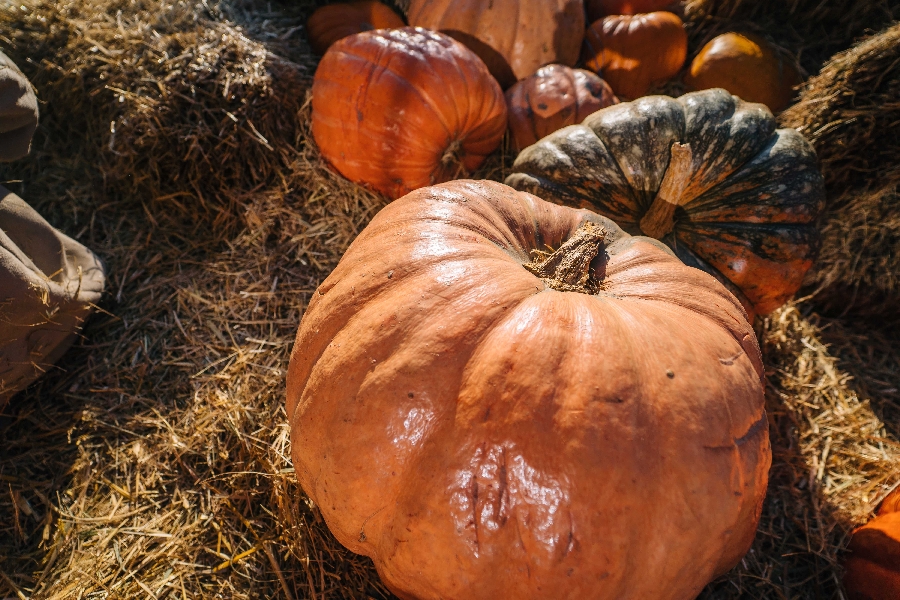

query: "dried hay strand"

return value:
[776, 24, 900, 316]
[683, 0, 900, 79]
[0, 0, 897, 598]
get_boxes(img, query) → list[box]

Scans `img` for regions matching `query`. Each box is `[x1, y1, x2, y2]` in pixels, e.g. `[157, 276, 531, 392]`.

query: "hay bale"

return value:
[779, 24, 900, 315]
[0, 0, 311, 222]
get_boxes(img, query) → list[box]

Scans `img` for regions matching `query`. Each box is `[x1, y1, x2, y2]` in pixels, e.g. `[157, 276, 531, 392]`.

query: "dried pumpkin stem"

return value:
[639, 142, 694, 239]
[523, 222, 606, 294]
[440, 139, 463, 169]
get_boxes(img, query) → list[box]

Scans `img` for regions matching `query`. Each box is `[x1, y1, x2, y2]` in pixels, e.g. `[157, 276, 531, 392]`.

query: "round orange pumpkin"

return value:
[586, 0, 674, 20]
[684, 32, 800, 112]
[287, 179, 770, 600]
[583, 12, 688, 100]
[306, 1, 405, 55]
[843, 487, 900, 600]
[407, 0, 585, 89]
[506, 64, 619, 151]
[311, 27, 507, 200]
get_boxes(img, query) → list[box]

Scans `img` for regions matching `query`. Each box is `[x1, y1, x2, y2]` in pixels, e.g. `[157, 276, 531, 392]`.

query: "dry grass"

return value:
[0, 0, 897, 598]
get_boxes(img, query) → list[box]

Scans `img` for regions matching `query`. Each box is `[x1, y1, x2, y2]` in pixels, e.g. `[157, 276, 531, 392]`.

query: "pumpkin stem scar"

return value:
[523, 222, 606, 294]
[639, 142, 694, 239]
[440, 139, 465, 171]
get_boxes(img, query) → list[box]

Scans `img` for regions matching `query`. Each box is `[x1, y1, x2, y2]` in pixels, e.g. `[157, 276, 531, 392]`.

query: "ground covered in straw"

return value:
[0, 0, 898, 598]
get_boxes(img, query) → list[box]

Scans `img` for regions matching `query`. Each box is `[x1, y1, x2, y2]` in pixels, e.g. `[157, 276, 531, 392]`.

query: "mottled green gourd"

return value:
[506, 88, 825, 318]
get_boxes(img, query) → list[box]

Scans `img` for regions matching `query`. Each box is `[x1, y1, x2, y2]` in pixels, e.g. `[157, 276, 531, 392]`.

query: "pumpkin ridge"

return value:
[313, 53, 452, 155]
[372, 43, 459, 141]
[537, 123, 645, 220]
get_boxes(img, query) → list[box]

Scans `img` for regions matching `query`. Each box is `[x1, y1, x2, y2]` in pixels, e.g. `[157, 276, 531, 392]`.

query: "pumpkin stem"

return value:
[523, 222, 606, 294]
[440, 139, 464, 170]
[639, 142, 694, 239]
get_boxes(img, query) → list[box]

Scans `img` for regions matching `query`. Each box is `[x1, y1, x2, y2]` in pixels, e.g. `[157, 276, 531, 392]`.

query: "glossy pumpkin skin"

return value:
[312, 27, 507, 200]
[843, 488, 900, 600]
[684, 32, 800, 112]
[583, 12, 688, 100]
[506, 65, 619, 151]
[307, 1, 405, 55]
[586, 0, 675, 20]
[506, 89, 825, 318]
[287, 179, 770, 600]
[408, 0, 585, 89]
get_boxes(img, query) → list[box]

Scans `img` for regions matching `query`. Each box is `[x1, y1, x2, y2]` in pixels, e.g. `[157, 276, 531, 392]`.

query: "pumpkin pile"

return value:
[297, 1, 830, 598]
[307, 0, 806, 202]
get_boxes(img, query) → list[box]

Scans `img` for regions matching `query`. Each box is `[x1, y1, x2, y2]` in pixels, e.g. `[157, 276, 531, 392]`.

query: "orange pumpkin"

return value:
[506, 64, 618, 151]
[287, 179, 770, 600]
[843, 487, 900, 600]
[408, 0, 585, 89]
[307, 1, 405, 55]
[583, 12, 688, 100]
[311, 27, 507, 200]
[684, 32, 800, 112]
[586, 0, 674, 20]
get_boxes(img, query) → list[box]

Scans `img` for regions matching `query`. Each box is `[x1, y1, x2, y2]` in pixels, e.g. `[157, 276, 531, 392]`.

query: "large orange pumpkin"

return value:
[306, 1, 405, 55]
[311, 27, 507, 200]
[586, 0, 674, 20]
[407, 0, 585, 89]
[583, 12, 688, 100]
[684, 32, 800, 112]
[287, 179, 770, 600]
[506, 89, 825, 318]
[506, 64, 618, 151]
[843, 487, 900, 600]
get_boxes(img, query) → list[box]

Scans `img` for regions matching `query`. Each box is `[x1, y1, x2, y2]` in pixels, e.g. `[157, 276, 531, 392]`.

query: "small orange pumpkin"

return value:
[684, 32, 800, 112]
[586, 0, 674, 21]
[583, 12, 688, 100]
[843, 487, 900, 600]
[312, 27, 507, 200]
[307, 1, 405, 55]
[505, 64, 618, 151]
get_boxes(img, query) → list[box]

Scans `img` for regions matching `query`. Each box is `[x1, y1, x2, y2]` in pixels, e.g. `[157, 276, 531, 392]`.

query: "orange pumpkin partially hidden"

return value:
[586, 0, 674, 20]
[843, 487, 900, 600]
[307, 1, 405, 55]
[506, 64, 618, 151]
[684, 32, 800, 112]
[408, 0, 585, 89]
[583, 12, 688, 100]
[312, 27, 507, 200]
